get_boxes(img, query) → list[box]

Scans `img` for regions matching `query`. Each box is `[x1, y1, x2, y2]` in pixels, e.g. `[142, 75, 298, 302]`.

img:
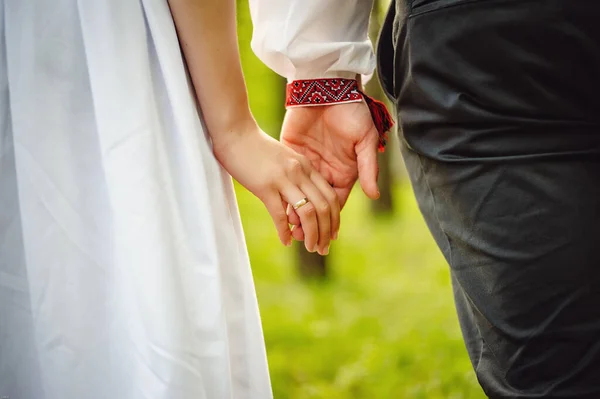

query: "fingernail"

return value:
[286, 238, 293, 247]
[333, 231, 339, 240]
[323, 246, 330, 256]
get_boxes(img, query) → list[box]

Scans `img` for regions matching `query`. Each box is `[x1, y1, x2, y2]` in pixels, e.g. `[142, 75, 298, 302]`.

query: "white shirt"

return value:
[249, 0, 376, 81]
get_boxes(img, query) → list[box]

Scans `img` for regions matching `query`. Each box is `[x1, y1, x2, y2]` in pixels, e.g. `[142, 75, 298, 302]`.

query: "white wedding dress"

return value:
[0, 1, 272, 398]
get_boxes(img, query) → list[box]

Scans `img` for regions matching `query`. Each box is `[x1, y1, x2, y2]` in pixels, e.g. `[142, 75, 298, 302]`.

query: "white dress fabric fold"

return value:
[0, 1, 272, 398]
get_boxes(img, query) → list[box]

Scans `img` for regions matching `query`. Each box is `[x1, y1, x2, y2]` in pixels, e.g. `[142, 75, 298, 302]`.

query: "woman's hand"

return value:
[212, 119, 339, 256]
[280, 102, 380, 242]
[169, 0, 341, 254]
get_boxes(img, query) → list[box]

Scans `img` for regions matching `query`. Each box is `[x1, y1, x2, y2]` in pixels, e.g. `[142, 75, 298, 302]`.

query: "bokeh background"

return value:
[235, 1, 484, 397]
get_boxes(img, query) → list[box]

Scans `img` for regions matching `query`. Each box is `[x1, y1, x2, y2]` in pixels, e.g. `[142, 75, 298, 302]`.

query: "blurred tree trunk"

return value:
[297, 243, 327, 278]
[366, 0, 394, 215]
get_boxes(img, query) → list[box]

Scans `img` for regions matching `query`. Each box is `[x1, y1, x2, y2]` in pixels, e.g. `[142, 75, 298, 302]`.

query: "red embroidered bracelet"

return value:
[285, 78, 394, 152]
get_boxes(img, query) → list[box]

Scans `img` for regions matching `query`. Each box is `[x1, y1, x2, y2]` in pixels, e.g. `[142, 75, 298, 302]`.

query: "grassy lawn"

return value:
[235, 183, 485, 399]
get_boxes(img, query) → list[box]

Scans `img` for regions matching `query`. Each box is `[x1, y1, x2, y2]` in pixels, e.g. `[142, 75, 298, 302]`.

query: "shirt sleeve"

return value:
[248, 0, 376, 81]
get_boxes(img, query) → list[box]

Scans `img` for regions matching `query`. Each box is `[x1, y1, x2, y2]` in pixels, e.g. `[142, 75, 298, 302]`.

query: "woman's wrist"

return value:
[209, 110, 260, 153]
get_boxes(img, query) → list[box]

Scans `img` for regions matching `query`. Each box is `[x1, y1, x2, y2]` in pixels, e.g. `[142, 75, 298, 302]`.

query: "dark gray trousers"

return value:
[378, 1, 600, 397]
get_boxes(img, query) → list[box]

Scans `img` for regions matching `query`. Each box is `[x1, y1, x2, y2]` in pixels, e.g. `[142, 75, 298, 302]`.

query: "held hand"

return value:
[213, 121, 340, 255]
[280, 102, 380, 240]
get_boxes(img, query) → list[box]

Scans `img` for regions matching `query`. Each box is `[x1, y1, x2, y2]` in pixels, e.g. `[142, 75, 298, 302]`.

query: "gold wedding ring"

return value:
[292, 197, 309, 210]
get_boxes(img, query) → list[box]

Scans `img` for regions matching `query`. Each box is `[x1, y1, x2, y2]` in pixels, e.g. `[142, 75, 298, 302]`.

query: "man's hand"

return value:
[281, 101, 380, 240]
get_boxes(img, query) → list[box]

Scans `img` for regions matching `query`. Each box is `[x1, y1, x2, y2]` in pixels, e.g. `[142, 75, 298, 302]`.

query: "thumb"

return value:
[355, 127, 380, 200]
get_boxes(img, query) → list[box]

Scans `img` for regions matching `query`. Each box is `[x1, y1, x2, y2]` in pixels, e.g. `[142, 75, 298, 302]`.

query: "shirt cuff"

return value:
[285, 78, 362, 108]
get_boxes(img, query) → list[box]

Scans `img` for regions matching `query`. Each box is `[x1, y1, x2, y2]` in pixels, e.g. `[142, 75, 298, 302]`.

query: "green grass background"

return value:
[235, 2, 485, 397]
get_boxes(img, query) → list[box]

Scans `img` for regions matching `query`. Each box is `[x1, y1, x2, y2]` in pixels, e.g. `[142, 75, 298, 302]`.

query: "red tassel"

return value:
[360, 91, 395, 153]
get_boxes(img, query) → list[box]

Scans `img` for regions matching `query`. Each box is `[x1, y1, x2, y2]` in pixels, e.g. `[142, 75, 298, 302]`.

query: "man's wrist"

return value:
[284, 77, 395, 153]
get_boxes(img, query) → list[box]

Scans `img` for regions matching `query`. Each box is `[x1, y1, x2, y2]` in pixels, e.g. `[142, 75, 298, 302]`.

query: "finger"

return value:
[281, 186, 319, 253]
[297, 175, 332, 255]
[264, 192, 292, 246]
[291, 224, 305, 241]
[283, 156, 329, 252]
[334, 186, 354, 210]
[356, 126, 380, 200]
[286, 203, 301, 226]
[310, 170, 340, 240]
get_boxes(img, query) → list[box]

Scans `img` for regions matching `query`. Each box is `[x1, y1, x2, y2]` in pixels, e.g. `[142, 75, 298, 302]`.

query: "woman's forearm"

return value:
[169, 0, 254, 140]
